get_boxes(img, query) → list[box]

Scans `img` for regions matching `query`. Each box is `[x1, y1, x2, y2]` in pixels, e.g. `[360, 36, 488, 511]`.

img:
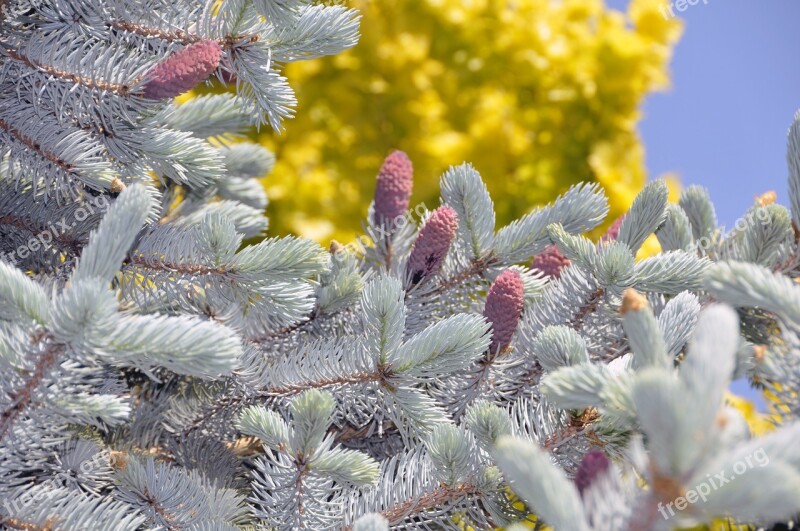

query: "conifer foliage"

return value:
[0, 1, 800, 530]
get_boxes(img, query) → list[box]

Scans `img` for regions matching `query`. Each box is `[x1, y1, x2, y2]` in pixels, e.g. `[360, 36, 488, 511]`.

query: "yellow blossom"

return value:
[256, 0, 682, 242]
[724, 392, 776, 437]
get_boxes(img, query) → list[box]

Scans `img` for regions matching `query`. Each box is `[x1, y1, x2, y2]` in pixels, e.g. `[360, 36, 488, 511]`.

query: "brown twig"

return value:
[0, 117, 124, 192]
[0, 334, 63, 441]
[107, 20, 202, 46]
[0, 42, 133, 95]
[141, 488, 181, 531]
[344, 483, 481, 530]
[429, 255, 496, 294]
[128, 255, 228, 276]
[0, 118, 76, 175]
[107, 19, 257, 48]
[568, 287, 605, 330]
[0, 214, 85, 257]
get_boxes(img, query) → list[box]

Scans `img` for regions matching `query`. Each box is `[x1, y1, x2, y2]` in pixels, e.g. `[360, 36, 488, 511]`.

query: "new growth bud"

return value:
[373, 150, 413, 227]
[531, 245, 571, 279]
[329, 240, 344, 255]
[620, 288, 648, 315]
[574, 449, 610, 495]
[484, 269, 524, 352]
[110, 177, 126, 193]
[406, 206, 458, 284]
[143, 40, 222, 100]
[756, 191, 777, 207]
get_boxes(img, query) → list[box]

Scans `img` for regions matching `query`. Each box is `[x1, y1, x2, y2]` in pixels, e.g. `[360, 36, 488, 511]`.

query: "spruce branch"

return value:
[0, 333, 62, 441]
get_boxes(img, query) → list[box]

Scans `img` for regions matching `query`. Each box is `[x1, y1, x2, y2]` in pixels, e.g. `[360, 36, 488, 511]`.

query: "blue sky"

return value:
[607, 0, 800, 407]
[608, 0, 800, 226]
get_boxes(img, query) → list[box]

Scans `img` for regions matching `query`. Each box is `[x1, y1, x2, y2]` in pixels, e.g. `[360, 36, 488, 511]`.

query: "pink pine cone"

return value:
[406, 206, 458, 284]
[531, 245, 571, 279]
[143, 40, 222, 100]
[600, 215, 625, 244]
[483, 269, 524, 352]
[373, 150, 413, 226]
[574, 449, 610, 495]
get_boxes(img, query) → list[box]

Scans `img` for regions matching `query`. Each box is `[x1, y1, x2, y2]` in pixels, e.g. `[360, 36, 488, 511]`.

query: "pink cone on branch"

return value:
[373, 150, 413, 227]
[143, 40, 222, 100]
[600, 215, 625, 244]
[483, 269, 524, 352]
[531, 245, 571, 279]
[574, 449, 610, 495]
[406, 206, 458, 284]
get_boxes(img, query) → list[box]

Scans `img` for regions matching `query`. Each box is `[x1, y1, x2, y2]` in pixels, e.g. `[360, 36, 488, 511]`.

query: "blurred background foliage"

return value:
[254, 0, 682, 242]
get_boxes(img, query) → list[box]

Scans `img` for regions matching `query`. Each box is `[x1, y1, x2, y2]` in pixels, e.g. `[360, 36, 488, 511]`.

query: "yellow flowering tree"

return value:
[260, 0, 681, 242]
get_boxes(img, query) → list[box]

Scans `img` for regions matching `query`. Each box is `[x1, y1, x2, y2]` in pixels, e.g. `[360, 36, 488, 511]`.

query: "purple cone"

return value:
[143, 40, 222, 100]
[406, 206, 458, 284]
[600, 215, 625, 244]
[574, 449, 610, 495]
[531, 245, 571, 279]
[373, 150, 413, 227]
[484, 269, 524, 352]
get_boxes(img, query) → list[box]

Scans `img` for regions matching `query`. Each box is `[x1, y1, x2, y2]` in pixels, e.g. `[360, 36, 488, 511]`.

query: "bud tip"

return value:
[620, 288, 648, 315]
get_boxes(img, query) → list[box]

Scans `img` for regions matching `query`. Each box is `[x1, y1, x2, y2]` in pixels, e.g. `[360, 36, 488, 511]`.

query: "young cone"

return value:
[143, 40, 223, 100]
[574, 449, 610, 495]
[600, 215, 625, 244]
[531, 245, 571, 279]
[406, 205, 458, 284]
[484, 269, 524, 352]
[373, 150, 413, 227]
